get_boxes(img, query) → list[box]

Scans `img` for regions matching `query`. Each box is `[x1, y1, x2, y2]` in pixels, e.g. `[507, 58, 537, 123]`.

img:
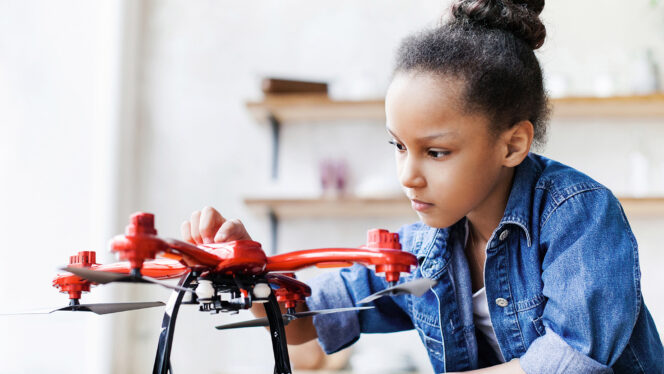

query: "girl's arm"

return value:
[518, 187, 635, 372]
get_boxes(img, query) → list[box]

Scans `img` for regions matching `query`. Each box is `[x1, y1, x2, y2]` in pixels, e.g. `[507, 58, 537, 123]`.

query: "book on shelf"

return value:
[261, 78, 328, 95]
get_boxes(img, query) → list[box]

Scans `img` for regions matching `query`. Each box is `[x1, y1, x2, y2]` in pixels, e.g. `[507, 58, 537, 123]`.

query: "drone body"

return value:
[45, 212, 429, 373]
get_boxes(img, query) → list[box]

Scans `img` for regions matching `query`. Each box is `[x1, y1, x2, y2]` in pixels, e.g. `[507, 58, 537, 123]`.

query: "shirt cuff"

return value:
[519, 327, 613, 374]
[305, 271, 360, 354]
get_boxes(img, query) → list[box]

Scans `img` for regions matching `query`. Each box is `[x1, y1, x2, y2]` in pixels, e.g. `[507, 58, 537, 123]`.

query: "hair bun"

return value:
[452, 0, 546, 49]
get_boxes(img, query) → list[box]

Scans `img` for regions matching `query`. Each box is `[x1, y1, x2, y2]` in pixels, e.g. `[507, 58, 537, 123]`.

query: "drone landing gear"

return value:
[264, 294, 292, 374]
[153, 271, 196, 374]
[153, 273, 292, 374]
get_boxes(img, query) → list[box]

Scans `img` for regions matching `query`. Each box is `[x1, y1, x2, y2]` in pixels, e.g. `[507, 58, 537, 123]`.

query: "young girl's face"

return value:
[385, 72, 508, 228]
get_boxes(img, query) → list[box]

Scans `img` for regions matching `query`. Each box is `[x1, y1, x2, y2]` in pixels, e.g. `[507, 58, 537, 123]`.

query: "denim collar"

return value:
[413, 153, 542, 276]
[414, 226, 451, 279]
[497, 153, 542, 247]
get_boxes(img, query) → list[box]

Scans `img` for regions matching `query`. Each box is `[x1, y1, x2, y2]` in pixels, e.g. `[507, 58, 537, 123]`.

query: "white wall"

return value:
[0, 1, 144, 373]
[0, 1, 106, 373]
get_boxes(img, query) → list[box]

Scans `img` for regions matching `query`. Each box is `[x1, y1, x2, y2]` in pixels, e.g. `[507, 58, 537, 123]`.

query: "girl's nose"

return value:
[399, 157, 426, 189]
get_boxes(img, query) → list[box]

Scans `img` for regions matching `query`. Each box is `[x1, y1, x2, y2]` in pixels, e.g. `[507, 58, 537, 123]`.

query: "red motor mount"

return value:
[110, 212, 169, 271]
[52, 251, 97, 300]
[361, 229, 408, 283]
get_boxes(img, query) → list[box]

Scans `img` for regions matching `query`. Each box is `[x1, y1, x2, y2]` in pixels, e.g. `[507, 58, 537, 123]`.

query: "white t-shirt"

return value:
[465, 220, 506, 362]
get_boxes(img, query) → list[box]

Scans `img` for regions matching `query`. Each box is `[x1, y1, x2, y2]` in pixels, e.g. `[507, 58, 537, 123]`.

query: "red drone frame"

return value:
[35, 212, 433, 374]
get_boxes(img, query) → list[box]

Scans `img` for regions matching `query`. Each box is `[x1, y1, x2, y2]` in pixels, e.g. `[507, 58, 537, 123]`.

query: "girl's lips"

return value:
[411, 199, 434, 212]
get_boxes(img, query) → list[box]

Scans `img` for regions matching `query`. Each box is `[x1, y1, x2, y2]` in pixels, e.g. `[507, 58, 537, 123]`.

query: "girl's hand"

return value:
[180, 206, 252, 244]
[182, 207, 318, 344]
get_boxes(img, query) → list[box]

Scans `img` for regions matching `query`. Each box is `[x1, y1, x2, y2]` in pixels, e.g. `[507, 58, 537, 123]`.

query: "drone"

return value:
[8, 212, 435, 374]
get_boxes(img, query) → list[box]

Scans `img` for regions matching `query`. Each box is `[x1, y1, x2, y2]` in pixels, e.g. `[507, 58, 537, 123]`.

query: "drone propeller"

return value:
[0, 301, 165, 315]
[214, 305, 374, 330]
[358, 277, 437, 304]
[61, 266, 192, 293]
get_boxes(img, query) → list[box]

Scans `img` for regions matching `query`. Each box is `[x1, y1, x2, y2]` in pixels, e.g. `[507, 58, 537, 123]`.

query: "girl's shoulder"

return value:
[528, 153, 607, 203]
[526, 153, 623, 227]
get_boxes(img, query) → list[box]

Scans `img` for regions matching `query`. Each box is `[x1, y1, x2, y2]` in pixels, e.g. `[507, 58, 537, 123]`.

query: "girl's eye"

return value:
[388, 139, 406, 151]
[428, 149, 451, 159]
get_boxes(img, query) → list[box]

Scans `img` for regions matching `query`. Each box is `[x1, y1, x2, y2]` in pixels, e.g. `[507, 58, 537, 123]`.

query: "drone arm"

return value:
[94, 259, 188, 280]
[109, 212, 230, 270]
[161, 238, 227, 268]
[265, 248, 417, 282]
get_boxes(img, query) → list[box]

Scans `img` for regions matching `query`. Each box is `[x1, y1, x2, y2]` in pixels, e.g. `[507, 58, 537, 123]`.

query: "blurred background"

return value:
[1, 0, 663, 373]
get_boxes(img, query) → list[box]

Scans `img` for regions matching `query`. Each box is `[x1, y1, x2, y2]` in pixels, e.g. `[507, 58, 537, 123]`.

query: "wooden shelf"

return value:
[552, 94, 664, 118]
[245, 195, 664, 219]
[246, 94, 385, 123]
[246, 94, 664, 123]
[616, 197, 664, 217]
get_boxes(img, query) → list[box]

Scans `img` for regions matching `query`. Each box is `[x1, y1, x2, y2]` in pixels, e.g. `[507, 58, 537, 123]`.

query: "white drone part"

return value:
[252, 283, 272, 299]
[196, 280, 215, 300]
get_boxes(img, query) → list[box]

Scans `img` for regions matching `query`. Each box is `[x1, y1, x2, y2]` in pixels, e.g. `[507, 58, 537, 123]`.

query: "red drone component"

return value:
[199, 240, 267, 275]
[94, 259, 189, 279]
[110, 212, 168, 270]
[44, 211, 425, 374]
[52, 251, 98, 300]
[365, 228, 401, 250]
[266, 229, 414, 283]
[55, 213, 418, 303]
[362, 229, 407, 283]
[266, 273, 311, 309]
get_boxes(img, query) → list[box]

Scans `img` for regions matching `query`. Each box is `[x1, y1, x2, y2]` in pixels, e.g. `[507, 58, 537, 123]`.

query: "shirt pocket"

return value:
[416, 326, 445, 363]
[514, 293, 547, 341]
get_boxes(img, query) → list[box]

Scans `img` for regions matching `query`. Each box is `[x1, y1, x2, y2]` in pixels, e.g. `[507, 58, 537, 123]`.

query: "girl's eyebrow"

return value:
[386, 127, 459, 141]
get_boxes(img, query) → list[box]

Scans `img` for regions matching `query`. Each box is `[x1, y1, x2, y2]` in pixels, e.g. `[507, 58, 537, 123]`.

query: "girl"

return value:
[182, 0, 664, 372]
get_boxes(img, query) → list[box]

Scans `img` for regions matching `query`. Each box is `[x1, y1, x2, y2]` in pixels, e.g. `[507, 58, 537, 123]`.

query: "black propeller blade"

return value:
[0, 301, 165, 315]
[215, 306, 374, 330]
[358, 277, 437, 304]
[62, 266, 192, 293]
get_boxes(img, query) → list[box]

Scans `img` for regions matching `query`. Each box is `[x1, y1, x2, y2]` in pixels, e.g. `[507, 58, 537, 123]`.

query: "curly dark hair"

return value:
[394, 0, 550, 148]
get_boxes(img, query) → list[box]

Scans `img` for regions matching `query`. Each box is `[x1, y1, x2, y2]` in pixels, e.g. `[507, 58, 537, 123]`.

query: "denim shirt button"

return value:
[499, 230, 510, 241]
[495, 298, 509, 307]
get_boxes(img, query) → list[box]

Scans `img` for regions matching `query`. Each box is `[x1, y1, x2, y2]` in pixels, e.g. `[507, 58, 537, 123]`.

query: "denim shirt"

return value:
[306, 153, 664, 373]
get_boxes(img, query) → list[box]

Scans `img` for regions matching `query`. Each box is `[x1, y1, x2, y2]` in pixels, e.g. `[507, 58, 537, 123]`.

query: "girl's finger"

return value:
[181, 220, 194, 244]
[214, 219, 252, 242]
[190, 210, 203, 244]
[199, 206, 225, 244]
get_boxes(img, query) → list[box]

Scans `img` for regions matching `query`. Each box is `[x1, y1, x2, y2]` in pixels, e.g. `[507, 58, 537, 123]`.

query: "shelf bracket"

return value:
[268, 208, 278, 255]
[268, 114, 280, 180]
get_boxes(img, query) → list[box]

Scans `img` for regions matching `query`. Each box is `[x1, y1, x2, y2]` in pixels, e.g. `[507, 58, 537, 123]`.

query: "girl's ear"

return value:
[501, 120, 534, 167]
